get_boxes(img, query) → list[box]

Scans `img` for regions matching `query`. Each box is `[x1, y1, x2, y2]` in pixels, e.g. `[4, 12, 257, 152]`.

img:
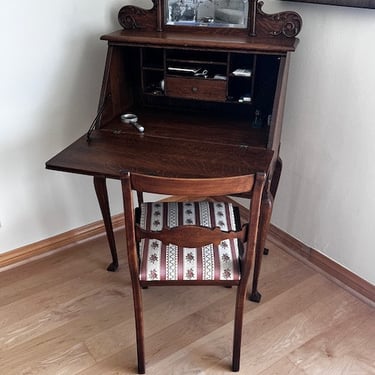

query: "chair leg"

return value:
[132, 283, 146, 374]
[137, 191, 144, 205]
[232, 286, 247, 372]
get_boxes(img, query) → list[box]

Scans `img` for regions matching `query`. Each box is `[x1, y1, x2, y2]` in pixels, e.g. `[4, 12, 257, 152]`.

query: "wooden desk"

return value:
[46, 1, 301, 301]
[46, 129, 273, 299]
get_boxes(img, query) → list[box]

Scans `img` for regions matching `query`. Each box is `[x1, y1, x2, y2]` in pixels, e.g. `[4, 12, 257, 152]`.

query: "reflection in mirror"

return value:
[125, 0, 154, 9]
[165, 0, 249, 28]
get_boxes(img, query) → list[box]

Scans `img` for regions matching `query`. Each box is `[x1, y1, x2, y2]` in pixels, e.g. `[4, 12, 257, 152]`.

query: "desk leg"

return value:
[263, 156, 282, 256]
[93, 176, 119, 272]
[271, 156, 282, 199]
[249, 182, 273, 303]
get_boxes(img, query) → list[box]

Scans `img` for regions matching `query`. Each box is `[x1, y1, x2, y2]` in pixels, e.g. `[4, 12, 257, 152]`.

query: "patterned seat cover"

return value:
[138, 201, 241, 281]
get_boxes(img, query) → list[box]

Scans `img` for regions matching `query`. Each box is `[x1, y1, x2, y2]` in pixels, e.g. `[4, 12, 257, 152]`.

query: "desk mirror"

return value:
[164, 0, 249, 28]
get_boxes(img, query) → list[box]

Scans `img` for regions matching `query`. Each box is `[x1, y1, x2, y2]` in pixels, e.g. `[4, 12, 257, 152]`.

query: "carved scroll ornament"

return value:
[118, 0, 159, 31]
[256, 1, 302, 38]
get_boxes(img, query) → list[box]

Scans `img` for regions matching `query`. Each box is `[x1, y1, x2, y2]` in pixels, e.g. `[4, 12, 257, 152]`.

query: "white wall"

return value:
[0, 0, 151, 252]
[1, 1, 374, 284]
[266, 0, 375, 284]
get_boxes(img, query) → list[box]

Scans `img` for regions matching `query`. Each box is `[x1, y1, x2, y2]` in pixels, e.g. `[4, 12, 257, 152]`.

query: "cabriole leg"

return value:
[249, 185, 273, 302]
[93, 176, 119, 271]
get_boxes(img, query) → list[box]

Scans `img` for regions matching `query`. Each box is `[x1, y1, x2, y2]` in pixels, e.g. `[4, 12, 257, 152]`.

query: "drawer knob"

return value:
[192, 87, 198, 93]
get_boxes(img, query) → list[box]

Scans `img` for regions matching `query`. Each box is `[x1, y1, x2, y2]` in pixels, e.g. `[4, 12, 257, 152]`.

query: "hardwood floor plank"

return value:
[0, 235, 123, 308]
[0, 229, 373, 375]
[287, 306, 375, 374]
[145, 276, 369, 374]
[258, 357, 306, 375]
[236, 295, 365, 373]
[85, 286, 232, 362]
[1, 342, 96, 375]
[0, 282, 131, 351]
[0, 268, 126, 330]
[145, 275, 338, 374]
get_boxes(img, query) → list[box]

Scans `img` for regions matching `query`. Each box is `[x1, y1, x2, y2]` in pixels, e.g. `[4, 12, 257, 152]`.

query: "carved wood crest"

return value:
[118, 0, 160, 31]
[256, 1, 302, 38]
[117, 0, 302, 39]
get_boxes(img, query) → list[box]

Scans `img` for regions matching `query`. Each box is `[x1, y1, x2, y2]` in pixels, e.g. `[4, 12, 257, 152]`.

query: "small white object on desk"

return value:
[213, 74, 227, 80]
[232, 68, 252, 77]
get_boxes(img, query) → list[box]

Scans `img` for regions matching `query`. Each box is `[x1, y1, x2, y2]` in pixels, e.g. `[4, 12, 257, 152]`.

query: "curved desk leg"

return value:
[263, 157, 282, 256]
[249, 181, 273, 303]
[93, 176, 119, 272]
[270, 156, 283, 199]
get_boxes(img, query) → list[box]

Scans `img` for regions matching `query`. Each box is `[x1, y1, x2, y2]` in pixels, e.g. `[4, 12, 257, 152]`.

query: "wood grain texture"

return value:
[0, 227, 374, 374]
[268, 223, 375, 303]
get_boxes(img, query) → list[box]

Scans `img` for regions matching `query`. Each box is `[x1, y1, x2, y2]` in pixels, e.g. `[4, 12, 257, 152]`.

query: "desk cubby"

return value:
[101, 43, 284, 139]
[140, 47, 265, 107]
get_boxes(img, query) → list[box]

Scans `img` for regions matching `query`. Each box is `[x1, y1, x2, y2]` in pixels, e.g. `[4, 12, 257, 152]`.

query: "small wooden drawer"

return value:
[165, 76, 227, 102]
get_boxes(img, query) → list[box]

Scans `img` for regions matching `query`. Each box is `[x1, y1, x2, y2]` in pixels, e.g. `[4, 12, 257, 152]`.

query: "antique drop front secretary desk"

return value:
[46, 0, 302, 302]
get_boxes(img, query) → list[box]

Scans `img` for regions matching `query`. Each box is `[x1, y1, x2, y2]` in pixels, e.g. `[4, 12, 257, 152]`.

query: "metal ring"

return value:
[120, 113, 138, 124]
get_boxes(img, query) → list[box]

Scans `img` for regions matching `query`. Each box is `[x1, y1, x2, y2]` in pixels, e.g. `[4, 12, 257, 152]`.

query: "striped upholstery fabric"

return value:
[138, 201, 241, 282]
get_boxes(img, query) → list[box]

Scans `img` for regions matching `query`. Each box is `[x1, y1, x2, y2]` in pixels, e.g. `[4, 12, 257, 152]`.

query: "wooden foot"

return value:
[249, 290, 262, 303]
[106, 262, 119, 272]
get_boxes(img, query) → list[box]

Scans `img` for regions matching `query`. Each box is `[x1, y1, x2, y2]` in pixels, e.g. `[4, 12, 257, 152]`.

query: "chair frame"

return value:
[121, 172, 266, 373]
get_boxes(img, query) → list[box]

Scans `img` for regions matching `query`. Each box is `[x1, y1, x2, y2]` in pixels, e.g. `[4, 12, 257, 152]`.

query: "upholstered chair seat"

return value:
[137, 201, 242, 282]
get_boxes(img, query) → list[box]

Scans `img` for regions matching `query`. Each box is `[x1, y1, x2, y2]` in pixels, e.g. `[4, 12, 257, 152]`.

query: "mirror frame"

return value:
[163, 0, 250, 29]
[118, 0, 302, 40]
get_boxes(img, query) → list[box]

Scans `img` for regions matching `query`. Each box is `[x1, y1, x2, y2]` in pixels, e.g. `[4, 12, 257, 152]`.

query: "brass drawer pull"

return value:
[192, 87, 198, 93]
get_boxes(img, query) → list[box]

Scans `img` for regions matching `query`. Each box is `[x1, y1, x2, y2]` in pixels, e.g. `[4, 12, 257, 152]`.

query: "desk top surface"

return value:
[101, 30, 298, 54]
[46, 130, 273, 180]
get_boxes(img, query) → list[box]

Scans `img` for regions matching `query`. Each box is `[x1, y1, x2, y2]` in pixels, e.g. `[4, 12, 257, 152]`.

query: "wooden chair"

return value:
[121, 172, 266, 373]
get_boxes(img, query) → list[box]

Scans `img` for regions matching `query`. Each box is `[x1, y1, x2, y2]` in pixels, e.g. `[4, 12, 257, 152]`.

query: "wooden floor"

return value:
[0, 229, 374, 375]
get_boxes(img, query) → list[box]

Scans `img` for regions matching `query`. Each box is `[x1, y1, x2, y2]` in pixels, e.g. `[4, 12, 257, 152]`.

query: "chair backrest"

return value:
[130, 172, 256, 197]
[121, 171, 266, 275]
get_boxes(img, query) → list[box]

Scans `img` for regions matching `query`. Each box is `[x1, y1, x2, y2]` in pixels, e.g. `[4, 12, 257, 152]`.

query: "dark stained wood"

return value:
[136, 224, 248, 248]
[101, 30, 299, 53]
[46, 1, 301, 310]
[101, 105, 269, 148]
[249, 181, 274, 302]
[117, 0, 302, 39]
[256, 1, 302, 38]
[93, 176, 119, 272]
[118, 3, 159, 32]
[46, 133, 274, 180]
[130, 172, 256, 196]
[165, 76, 227, 101]
[121, 170, 266, 372]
